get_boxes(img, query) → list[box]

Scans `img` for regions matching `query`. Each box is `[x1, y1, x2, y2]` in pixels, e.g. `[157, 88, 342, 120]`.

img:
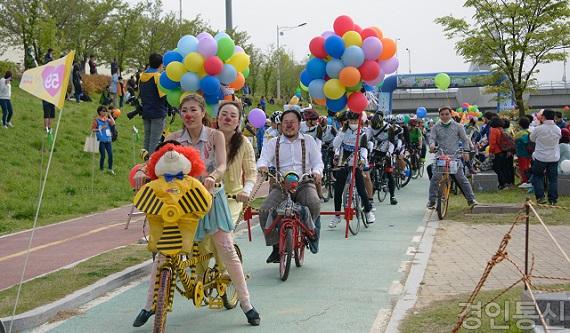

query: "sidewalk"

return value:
[415, 218, 570, 308]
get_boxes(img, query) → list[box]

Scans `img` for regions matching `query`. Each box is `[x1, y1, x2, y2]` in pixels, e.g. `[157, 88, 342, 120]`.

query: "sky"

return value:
[152, 0, 567, 83]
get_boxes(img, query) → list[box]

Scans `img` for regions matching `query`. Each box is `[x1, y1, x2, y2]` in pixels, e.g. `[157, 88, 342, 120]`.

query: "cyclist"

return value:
[264, 111, 282, 141]
[319, 116, 337, 203]
[408, 118, 426, 161]
[300, 108, 323, 146]
[329, 110, 376, 228]
[366, 111, 398, 205]
[427, 107, 479, 209]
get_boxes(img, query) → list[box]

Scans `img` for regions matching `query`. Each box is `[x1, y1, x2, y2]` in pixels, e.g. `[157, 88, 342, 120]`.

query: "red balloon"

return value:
[309, 36, 327, 58]
[333, 15, 354, 36]
[204, 56, 223, 75]
[360, 27, 379, 40]
[359, 60, 381, 81]
[353, 24, 362, 34]
[348, 92, 368, 113]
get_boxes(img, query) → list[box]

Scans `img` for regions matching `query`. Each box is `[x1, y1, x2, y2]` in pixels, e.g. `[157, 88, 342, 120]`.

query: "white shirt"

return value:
[530, 120, 561, 162]
[300, 121, 322, 149]
[333, 128, 368, 166]
[257, 133, 324, 176]
[0, 78, 11, 99]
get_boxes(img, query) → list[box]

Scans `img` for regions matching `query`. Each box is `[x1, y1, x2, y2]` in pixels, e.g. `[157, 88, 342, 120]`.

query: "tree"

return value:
[436, 0, 570, 116]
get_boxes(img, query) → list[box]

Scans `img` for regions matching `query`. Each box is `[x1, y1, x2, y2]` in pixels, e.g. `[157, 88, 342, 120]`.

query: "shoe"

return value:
[323, 197, 329, 203]
[426, 201, 436, 209]
[518, 183, 531, 189]
[45, 127, 50, 134]
[549, 200, 557, 206]
[307, 237, 319, 254]
[2, 125, 7, 129]
[265, 245, 279, 263]
[366, 211, 376, 223]
[328, 215, 341, 228]
[390, 197, 398, 205]
[537, 198, 547, 205]
[7, 122, 13, 128]
[133, 309, 154, 327]
[244, 307, 260, 326]
[468, 199, 479, 207]
[107, 169, 116, 176]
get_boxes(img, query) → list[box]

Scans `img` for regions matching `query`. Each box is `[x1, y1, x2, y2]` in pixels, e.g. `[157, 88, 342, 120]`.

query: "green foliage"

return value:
[436, 0, 570, 117]
[0, 60, 19, 77]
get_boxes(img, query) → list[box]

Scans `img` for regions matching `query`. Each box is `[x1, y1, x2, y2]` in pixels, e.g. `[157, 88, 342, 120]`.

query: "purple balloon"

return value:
[362, 37, 383, 60]
[380, 57, 399, 75]
[198, 37, 218, 58]
[197, 32, 213, 40]
[248, 108, 266, 129]
[321, 30, 335, 39]
[234, 45, 245, 53]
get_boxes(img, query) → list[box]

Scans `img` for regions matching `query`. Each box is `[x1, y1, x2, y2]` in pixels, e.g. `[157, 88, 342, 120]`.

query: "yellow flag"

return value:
[19, 51, 75, 109]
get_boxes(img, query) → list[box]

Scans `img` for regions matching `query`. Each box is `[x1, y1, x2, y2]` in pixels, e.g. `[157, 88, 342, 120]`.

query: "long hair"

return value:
[179, 93, 211, 126]
[218, 100, 245, 165]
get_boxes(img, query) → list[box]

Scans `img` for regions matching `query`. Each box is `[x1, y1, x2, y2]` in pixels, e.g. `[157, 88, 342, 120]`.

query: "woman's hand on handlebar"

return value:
[258, 166, 268, 175]
[236, 191, 250, 203]
[312, 172, 322, 185]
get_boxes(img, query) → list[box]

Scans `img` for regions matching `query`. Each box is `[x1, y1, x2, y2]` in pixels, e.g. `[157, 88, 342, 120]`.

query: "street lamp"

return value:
[276, 22, 307, 101]
[405, 48, 412, 74]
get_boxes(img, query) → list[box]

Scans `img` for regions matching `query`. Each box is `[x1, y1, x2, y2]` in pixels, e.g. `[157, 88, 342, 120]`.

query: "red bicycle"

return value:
[263, 171, 316, 281]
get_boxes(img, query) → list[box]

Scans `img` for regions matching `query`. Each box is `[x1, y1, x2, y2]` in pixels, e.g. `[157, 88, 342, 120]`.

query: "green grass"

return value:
[446, 188, 570, 225]
[0, 244, 149, 317]
[400, 284, 570, 333]
[0, 86, 198, 235]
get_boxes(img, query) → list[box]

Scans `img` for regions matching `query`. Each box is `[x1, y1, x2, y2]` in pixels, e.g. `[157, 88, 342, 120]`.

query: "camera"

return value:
[126, 95, 143, 119]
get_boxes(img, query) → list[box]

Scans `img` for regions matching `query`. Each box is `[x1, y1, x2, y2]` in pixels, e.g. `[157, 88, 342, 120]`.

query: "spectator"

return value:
[259, 96, 266, 111]
[479, 111, 497, 145]
[109, 68, 119, 107]
[110, 58, 119, 76]
[99, 85, 112, 106]
[88, 55, 97, 74]
[139, 53, 168, 153]
[502, 119, 516, 186]
[127, 75, 137, 96]
[488, 117, 511, 189]
[269, 97, 275, 104]
[91, 106, 115, 175]
[72, 61, 83, 103]
[118, 76, 126, 108]
[43, 48, 54, 64]
[555, 111, 567, 129]
[515, 116, 533, 188]
[42, 100, 56, 133]
[0, 71, 13, 128]
[530, 109, 562, 205]
[559, 128, 570, 174]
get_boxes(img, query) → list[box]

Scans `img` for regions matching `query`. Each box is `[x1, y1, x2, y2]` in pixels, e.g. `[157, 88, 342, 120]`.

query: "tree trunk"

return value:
[514, 88, 526, 117]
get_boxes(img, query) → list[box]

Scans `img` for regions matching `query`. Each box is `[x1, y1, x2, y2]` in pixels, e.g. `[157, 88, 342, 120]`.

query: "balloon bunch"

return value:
[457, 103, 483, 118]
[300, 15, 398, 114]
[159, 32, 250, 115]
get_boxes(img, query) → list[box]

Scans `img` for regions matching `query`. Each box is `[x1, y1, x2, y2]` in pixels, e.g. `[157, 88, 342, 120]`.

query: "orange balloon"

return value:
[339, 66, 361, 87]
[371, 27, 384, 39]
[223, 95, 233, 101]
[313, 98, 326, 106]
[229, 72, 245, 90]
[379, 38, 396, 61]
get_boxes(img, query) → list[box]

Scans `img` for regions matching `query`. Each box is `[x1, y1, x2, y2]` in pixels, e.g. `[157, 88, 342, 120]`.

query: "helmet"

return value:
[335, 110, 347, 122]
[371, 112, 384, 129]
[270, 111, 283, 124]
[385, 114, 395, 123]
[303, 108, 319, 121]
[345, 110, 360, 120]
[396, 114, 404, 124]
[318, 116, 328, 126]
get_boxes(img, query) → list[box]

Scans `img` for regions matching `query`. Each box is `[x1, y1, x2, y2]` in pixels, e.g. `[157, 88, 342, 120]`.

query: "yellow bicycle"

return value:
[434, 150, 461, 220]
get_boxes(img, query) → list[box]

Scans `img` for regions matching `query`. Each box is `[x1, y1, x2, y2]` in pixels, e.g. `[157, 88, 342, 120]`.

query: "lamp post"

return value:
[276, 22, 307, 101]
[405, 48, 412, 74]
[395, 38, 401, 75]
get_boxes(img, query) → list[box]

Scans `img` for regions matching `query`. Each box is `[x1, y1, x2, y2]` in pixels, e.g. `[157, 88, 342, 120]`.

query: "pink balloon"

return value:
[321, 31, 335, 39]
[248, 108, 266, 128]
[362, 37, 383, 60]
[234, 45, 244, 53]
[197, 32, 213, 40]
[198, 37, 218, 58]
[380, 57, 399, 75]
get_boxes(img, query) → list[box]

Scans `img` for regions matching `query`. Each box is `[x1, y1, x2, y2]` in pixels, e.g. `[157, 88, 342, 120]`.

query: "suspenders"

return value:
[275, 135, 306, 174]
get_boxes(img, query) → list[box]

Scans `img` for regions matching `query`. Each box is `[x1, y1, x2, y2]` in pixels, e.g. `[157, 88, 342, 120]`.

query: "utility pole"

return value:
[225, 0, 233, 31]
[179, 0, 182, 25]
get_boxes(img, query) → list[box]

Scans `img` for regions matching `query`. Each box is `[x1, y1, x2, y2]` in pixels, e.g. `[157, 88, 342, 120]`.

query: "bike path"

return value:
[46, 177, 429, 333]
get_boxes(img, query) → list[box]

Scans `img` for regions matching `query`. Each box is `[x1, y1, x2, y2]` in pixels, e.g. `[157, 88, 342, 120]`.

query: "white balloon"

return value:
[561, 159, 570, 174]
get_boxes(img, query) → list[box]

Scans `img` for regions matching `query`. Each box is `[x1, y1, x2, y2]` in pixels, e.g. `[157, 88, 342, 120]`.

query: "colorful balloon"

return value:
[347, 92, 368, 113]
[227, 53, 250, 72]
[359, 60, 381, 82]
[434, 73, 451, 90]
[324, 35, 345, 59]
[165, 61, 185, 81]
[326, 95, 347, 112]
[248, 108, 266, 128]
[379, 38, 396, 61]
[360, 27, 380, 40]
[416, 107, 427, 118]
[217, 37, 235, 61]
[371, 26, 384, 39]
[242, 67, 250, 78]
[342, 31, 362, 47]
[300, 70, 312, 87]
[380, 57, 399, 75]
[218, 64, 237, 84]
[333, 15, 354, 36]
[197, 32, 213, 40]
[177, 35, 199, 56]
[362, 37, 383, 60]
[198, 36, 218, 58]
[200, 75, 221, 95]
[323, 79, 346, 100]
[228, 72, 245, 90]
[309, 36, 327, 59]
[166, 88, 182, 107]
[325, 59, 344, 79]
[339, 66, 361, 87]
[365, 71, 385, 86]
[204, 56, 224, 75]
[346, 82, 362, 92]
[342, 46, 365, 67]
[306, 58, 327, 79]
[234, 45, 245, 53]
[163, 50, 184, 67]
[322, 31, 335, 39]
[180, 72, 200, 92]
[214, 32, 230, 40]
[183, 52, 204, 72]
[308, 79, 326, 99]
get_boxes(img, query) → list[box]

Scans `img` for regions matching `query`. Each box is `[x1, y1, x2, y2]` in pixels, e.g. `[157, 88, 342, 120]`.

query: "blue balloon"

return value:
[416, 107, 427, 118]
[300, 70, 312, 87]
[308, 79, 325, 99]
[363, 83, 374, 92]
[180, 72, 200, 92]
[341, 46, 365, 68]
[163, 50, 184, 67]
[326, 95, 347, 112]
[200, 76, 221, 95]
[204, 91, 221, 105]
[326, 59, 344, 79]
[214, 32, 231, 41]
[160, 72, 180, 90]
[218, 64, 238, 85]
[306, 58, 326, 80]
[177, 35, 198, 56]
[324, 35, 345, 59]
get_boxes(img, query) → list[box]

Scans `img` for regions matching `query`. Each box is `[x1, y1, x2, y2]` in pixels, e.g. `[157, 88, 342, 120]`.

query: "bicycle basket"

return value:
[435, 157, 459, 174]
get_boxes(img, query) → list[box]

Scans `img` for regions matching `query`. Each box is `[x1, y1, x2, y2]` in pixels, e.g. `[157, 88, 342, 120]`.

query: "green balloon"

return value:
[206, 103, 218, 117]
[166, 88, 182, 108]
[300, 82, 308, 91]
[376, 81, 384, 90]
[403, 115, 410, 124]
[217, 37, 235, 61]
[434, 73, 451, 91]
[242, 67, 250, 78]
[346, 82, 362, 92]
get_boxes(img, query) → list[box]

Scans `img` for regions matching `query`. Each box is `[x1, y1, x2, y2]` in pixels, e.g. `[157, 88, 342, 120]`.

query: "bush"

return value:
[0, 60, 20, 78]
[82, 74, 110, 95]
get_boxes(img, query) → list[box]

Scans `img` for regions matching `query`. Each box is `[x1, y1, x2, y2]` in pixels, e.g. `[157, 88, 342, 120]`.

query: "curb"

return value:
[0, 216, 260, 332]
[383, 209, 439, 333]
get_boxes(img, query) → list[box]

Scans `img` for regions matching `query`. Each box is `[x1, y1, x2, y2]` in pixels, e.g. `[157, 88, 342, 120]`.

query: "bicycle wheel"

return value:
[221, 244, 242, 309]
[279, 228, 293, 281]
[376, 170, 388, 202]
[436, 177, 450, 220]
[153, 268, 172, 333]
[294, 237, 305, 267]
[411, 155, 420, 179]
[419, 161, 425, 178]
[360, 194, 370, 229]
[399, 158, 412, 188]
[348, 189, 361, 235]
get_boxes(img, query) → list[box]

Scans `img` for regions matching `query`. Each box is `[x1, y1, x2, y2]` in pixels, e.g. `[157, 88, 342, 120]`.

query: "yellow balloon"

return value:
[227, 53, 250, 72]
[342, 31, 362, 47]
[289, 96, 299, 105]
[183, 52, 204, 73]
[323, 79, 346, 100]
[198, 67, 208, 78]
[165, 61, 186, 82]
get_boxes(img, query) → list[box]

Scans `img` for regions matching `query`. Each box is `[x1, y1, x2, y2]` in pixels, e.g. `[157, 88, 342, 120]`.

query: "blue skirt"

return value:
[194, 187, 234, 241]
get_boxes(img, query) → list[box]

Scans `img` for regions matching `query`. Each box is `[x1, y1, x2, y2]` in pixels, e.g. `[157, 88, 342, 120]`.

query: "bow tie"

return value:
[164, 172, 184, 182]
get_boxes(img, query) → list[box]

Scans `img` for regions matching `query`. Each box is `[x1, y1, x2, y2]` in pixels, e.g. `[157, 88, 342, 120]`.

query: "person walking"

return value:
[91, 106, 115, 175]
[139, 53, 168, 153]
[0, 71, 14, 128]
[530, 109, 561, 205]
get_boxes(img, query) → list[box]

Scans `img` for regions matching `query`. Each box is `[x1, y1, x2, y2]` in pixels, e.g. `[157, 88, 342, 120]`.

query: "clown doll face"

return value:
[180, 99, 205, 130]
[217, 104, 241, 132]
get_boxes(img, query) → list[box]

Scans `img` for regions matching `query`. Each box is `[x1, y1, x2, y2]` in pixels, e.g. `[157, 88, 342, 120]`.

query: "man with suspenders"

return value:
[257, 108, 324, 263]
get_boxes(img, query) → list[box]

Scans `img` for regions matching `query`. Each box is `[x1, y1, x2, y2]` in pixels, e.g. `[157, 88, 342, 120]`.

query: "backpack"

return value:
[110, 124, 118, 142]
[499, 130, 515, 153]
